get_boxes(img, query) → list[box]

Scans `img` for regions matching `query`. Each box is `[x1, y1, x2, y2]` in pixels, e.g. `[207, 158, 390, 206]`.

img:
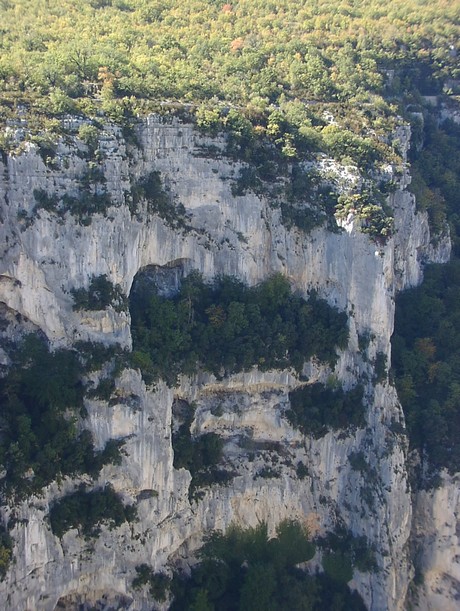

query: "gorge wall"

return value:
[0, 116, 454, 610]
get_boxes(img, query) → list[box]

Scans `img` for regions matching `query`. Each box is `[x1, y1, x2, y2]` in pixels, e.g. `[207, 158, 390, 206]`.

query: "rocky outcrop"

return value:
[409, 474, 460, 610]
[0, 116, 451, 610]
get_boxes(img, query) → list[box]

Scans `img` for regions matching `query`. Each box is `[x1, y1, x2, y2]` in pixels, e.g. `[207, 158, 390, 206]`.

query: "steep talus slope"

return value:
[0, 117, 450, 609]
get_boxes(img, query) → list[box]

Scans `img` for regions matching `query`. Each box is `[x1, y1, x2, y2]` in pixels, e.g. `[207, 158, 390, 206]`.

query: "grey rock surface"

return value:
[0, 116, 453, 610]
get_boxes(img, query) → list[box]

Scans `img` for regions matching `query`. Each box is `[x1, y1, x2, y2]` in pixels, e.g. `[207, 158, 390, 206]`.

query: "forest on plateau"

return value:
[0, 0, 457, 112]
[0, 0, 458, 170]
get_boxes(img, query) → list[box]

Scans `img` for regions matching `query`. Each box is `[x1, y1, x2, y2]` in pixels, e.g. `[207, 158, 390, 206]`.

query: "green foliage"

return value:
[78, 123, 100, 153]
[393, 109, 460, 485]
[392, 259, 460, 476]
[321, 125, 380, 169]
[317, 527, 377, 577]
[132, 564, 171, 602]
[0, 524, 12, 580]
[322, 552, 353, 584]
[172, 401, 229, 497]
[358, 332, 371, 354]
[60, 191, 113, 224]
[280, 202, 325, 234]
[130, 171, 187, 227]
[77, 340, 127, 403]
[130, 273, 349, 385]
[226, 112, 394, 236]
[33, 189, 59, 213]
[409, 117, 460, 253]
[279, 165, 337, 233]
[33, 156, 106, 222]
[174, 432, 224, 476]
[31, 134, 58, 167]
[348, 451, 370, 474]
[286, 382, 365, 438]
[0, 1, 456, 117]
[170, 521, 366, 610]
[374, 352, 388, 383]
[195, 105, 222, 136]
[71, 274, 127, 312]
[256, 466, 280, 480]
[359, 204, 393, 241]
[296, 461, 309, 480]
[0, 335, 124, 496]
[231, 166, 265, 198]
[49, 484, 137, 538]
[33, 176, 113, 225]
[336, 193, 393, 242]
[0, 0, 456, 225]
[74, 340, 127, 373]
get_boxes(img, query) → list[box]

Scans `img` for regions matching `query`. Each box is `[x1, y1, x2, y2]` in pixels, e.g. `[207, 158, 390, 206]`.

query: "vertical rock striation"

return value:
[0, 117, 451, 610]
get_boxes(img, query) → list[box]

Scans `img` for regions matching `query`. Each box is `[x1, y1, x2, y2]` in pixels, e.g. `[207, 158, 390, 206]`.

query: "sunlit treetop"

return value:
[0, 0, 458, 120]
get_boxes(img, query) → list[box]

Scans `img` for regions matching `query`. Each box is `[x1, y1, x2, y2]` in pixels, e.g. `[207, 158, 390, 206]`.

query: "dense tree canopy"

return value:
[49, 484, 137, 538]
[0, 0, 458, 181]
[2, 1, 456, 250]
[287, 381, 365, 438]
[130, 273, 349, 384]
[0, 335, 124, 497]
[392, 110, 460, 482]
[392, 260, 460, 478]
[169, 521, 368, 611]
[0, 0, 457, 116]
[409, 116, 460, 253]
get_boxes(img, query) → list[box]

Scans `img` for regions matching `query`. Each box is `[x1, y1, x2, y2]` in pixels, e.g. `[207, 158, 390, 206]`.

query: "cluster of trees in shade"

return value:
[392, 259, 460, 478]
[286, 382, 365, 438]
[0, 335, 124, 497]
[134, 521, 369, 610]
[171, 400, 231, 499]
[409, 116, 460, 253]
[130, 272, 349, 385]
[71, 274, 127, 312]
[391, 99, 460, 483]
[49, 484, 137, 539]
[0, 335, 126, 576]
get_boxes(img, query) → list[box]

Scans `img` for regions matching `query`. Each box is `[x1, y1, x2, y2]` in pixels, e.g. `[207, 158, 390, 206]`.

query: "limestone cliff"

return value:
[0, 116, 452, 610]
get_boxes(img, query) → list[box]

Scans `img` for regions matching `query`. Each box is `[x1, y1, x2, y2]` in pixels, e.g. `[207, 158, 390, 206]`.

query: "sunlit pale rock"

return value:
[0, 117, 452, 610]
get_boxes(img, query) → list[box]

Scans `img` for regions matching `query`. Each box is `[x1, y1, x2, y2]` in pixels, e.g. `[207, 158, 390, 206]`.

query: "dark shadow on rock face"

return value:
[54, 590, 133, 610]
[130, 258, 192, 300]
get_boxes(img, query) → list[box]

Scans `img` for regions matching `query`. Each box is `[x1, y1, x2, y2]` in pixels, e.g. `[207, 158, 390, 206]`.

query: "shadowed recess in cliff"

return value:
[129, 270, 349, 385]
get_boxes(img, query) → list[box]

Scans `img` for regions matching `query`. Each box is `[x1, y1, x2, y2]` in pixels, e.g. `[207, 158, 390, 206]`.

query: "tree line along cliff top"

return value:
[0, 0, 458, 132]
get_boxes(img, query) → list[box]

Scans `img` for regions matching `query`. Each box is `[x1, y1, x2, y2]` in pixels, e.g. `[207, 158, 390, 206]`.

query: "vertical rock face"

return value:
[0, 117, 451, 610]
[410, 475, 460, 610]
